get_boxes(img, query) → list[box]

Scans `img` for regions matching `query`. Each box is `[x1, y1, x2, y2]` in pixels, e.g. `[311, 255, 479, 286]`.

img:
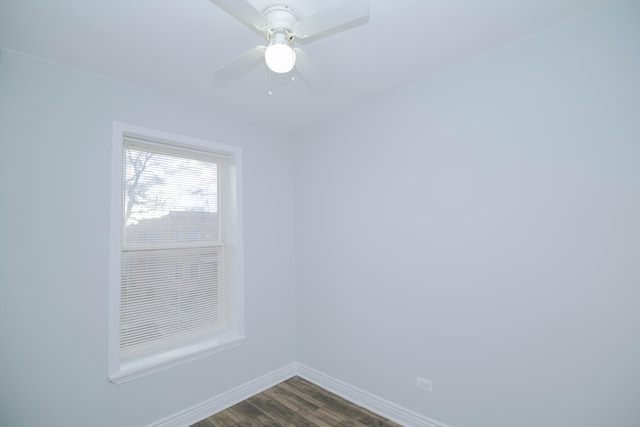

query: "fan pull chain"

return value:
[266, 70, 295, 95]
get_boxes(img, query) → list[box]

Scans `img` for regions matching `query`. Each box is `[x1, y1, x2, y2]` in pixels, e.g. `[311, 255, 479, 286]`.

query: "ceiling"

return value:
[0, 0, 620, 134]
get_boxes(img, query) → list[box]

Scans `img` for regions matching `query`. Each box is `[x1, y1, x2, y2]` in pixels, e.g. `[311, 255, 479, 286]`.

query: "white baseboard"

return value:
[147, 363, 298, 427]
[296, 363, 450, 427]
[148, 362, 450, 427]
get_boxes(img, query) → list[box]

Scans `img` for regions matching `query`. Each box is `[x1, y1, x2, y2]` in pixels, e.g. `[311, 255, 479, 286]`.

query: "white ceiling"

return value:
[0, 0, 620, 134]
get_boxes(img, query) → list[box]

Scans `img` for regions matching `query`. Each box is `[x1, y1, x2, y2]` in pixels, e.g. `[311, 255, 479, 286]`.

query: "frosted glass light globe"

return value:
[265, 43, 296, 74]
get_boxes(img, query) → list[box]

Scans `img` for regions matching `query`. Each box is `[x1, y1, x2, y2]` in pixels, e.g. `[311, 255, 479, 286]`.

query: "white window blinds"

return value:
[120, 139, 229, 361]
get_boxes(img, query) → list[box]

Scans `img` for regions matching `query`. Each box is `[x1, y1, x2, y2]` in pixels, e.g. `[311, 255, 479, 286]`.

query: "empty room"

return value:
[1, 0, 638, 426]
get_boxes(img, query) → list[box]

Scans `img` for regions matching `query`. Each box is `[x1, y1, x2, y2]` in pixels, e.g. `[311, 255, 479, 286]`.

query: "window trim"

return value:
[108, 122, 245, 384]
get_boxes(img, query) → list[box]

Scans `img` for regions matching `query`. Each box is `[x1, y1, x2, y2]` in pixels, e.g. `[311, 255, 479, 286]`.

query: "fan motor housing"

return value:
[263, 5, 297, 35]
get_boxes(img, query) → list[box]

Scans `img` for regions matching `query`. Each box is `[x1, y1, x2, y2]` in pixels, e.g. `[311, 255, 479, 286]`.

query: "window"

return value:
[109, 123, 244, 383]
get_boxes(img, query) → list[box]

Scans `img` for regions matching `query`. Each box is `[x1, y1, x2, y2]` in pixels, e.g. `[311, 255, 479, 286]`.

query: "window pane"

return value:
[120, 246, 228, 360]
[123, 146, 220, 248]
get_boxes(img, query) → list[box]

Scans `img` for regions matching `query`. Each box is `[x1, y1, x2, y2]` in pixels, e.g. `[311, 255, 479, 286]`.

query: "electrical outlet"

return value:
[416, 377, 433, 392]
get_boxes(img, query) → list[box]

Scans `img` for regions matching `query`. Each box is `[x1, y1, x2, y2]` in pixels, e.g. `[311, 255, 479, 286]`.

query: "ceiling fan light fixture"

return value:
[210, 0, 371, 90]
[265, 32, 296, 73]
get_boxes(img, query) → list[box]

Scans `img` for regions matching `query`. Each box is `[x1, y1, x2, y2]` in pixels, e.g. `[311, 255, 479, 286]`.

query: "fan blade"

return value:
[209, 0, 268, 34]
[294, 49, 330, 94]
[294, 0, 369, 38]
[213, 46, 266, 84]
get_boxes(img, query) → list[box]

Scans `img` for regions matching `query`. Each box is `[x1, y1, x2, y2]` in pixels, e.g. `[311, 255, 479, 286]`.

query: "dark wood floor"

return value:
[191, 376, 402, 427]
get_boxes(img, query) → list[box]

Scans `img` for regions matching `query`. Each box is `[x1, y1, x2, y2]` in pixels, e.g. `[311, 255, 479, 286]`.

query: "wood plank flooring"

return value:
[191, 376, 403, 427]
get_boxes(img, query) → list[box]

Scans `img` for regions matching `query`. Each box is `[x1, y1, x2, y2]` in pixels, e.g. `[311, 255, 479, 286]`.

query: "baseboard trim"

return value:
[296, 363, 450, 427]
[148, 362, 449, 427]
[147, 363, 298, 427]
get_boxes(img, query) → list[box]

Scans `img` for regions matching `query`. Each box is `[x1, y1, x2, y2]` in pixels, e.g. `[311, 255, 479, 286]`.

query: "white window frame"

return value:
[108, 122, 245, 384]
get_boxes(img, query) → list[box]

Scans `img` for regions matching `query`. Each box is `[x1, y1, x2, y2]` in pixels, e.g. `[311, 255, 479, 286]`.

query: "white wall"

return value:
[0, 50, 296, 426]
[293, 1, 640, 426]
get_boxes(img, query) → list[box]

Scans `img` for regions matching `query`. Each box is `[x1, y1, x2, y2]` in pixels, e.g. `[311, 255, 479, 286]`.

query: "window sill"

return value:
[108, 332, 245, 384]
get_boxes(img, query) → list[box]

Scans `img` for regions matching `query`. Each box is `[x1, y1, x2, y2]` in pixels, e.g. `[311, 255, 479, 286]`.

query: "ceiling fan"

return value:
[209, 0, 370, 93]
